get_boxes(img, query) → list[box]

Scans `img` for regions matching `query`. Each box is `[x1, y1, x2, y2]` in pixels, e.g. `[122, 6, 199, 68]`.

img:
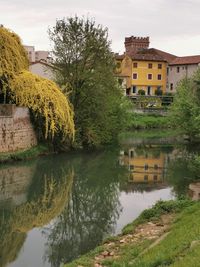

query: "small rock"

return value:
[147, 222, 155, 226]
[156, 223, 164, 227]
[102, 251, 109, 257]
[107, 242, 115, 247]
[190, 240, 200, 249]
[119, 239, 126, 243]
[148, 235, 159, 240]
[109, 251, 115, 256]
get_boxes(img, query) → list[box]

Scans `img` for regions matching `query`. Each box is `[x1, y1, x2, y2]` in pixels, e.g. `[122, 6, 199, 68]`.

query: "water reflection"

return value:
[43, 151, 126, 266]
[2, 132, 200, 267]
[0, 159, 73, 267]
[119, 144, 173, 193]
[166, 145, 200, 198]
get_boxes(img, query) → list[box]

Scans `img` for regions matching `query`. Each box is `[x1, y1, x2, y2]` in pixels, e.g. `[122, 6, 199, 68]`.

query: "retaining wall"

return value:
[0, 104, 37, 153]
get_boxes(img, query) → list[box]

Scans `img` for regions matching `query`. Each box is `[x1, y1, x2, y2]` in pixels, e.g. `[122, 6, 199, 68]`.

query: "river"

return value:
[0, 130, 200, 267]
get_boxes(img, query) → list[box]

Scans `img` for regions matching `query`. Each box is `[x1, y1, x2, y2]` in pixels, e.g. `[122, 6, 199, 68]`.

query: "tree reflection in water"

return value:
[43, 150, 127, 266]
[166, 145, 200, 198]
[0, 157, 73, 267]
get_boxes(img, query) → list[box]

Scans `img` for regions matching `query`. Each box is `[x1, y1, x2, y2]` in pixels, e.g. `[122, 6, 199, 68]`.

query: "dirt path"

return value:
[90, 214, 175, 267]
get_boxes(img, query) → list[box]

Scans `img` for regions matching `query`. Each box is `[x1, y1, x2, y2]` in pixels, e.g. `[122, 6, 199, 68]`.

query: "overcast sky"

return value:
[1, 0, 200, 56]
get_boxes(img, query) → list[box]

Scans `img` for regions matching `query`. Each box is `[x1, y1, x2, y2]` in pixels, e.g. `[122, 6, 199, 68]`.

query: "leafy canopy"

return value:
[49, 16, 130, 148]
[0, 26, 74, 142]
[169, 69, 200, 140]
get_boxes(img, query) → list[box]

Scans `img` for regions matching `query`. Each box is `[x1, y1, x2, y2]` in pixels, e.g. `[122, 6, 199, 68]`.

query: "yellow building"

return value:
[115, 36, 175, 96]
[119, 146, 166, 183]
[131, 55, 167, 96]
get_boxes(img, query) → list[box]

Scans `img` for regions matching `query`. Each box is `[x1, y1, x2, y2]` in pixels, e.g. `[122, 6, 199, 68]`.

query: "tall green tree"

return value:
[170, 69, 200, 140]
[49, 16, 130, 148]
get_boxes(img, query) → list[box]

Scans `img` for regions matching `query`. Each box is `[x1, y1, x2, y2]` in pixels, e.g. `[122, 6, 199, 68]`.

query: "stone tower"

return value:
[124, 36, 150, 56]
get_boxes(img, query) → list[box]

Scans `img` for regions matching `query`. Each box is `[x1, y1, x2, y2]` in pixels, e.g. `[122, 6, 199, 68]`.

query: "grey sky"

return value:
[1, 0, 200, 56]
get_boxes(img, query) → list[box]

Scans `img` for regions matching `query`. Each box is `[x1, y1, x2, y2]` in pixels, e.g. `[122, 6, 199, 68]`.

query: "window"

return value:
[154, 164, 158, 170]
[158, 63, 162, 69]
[158, 74, 162, 80]
[147, 86, 151, 95]
[130, 165, 134, 170]
[167, 67, 169, 75]
[133, 73, 138, 79]
[153, 175, 158, 181]
[148, 74, 152, 80]
[126, 88, 131, 95]
[177, 66, 180, 73]
[130, 150, 134, 158]
[148, 63, 153, 69]
[132, 86, 136, 94]
[133, 62, 138, 68]
[144, 175, 148, 181]
[144, 164, 149, 170]
[170, 83, 173, 90]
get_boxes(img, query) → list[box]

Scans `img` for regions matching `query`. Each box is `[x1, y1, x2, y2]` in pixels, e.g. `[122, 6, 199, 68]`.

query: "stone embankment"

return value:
[0, 104, 37, 153]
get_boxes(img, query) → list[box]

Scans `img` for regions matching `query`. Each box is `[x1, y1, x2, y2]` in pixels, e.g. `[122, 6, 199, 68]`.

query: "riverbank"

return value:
[0, 144, 49, 164]
[130, 113, 170, 129]
[65, 199, 200, 267]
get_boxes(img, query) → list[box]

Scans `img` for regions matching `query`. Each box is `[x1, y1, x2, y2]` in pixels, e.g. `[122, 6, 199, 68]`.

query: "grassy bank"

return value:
[0, 144, 49, 163]
[119, 129, 179, 140]
[64, 199, 200, 267]
[130, 113, 170, 129]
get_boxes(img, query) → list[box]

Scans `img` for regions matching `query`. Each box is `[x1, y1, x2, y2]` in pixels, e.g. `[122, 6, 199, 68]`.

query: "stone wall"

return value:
[0, 104, 37, 153]
[0, 163, 36, 207]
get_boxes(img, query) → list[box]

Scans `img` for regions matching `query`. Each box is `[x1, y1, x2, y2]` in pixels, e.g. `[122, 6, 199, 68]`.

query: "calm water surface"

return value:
[1, 131, 199, 267]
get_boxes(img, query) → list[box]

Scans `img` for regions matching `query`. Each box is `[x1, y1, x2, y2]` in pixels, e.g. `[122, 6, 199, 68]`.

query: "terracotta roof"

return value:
[114, 73, 130, 78]
[30, 60, 53, 68]
[30, 60, 54, 68]
[115, 54, 125, 60]
[169, 55, 200, 65]
[149, 48, 177, 63]
[131, 49, 167, 62]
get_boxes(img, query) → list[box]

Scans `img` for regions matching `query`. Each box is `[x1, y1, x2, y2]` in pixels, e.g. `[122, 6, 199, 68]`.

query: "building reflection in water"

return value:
[119, 145, 170, 190]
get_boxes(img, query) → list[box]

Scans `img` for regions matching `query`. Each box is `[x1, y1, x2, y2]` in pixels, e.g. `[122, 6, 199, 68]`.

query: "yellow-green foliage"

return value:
[0, 170, 73, 267]
[13, 170, 74, 232]
[10, 71, 75, 139]
[0, 27, 28, 79]
[0, 27, 74, 141]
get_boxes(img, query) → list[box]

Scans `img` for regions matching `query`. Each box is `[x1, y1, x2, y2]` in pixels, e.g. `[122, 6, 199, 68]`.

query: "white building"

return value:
[24, 45, 54, 80]
[24, 45, 52, 63]
[29, 61, 55, 80]
[167, 55, 200, 93]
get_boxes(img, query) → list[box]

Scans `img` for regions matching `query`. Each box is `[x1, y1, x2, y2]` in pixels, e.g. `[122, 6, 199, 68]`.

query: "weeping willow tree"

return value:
[0, 26, 28, 101]
[10, 71, 74, 140]
[0, 26, 74, 143]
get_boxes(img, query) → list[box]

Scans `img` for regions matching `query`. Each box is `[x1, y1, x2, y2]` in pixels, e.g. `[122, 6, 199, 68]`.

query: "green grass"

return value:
[129, 113, 170, 129]
[0, 144, 49, 163]
[119, 129, 179, 140]
[64, 200, 194, 267]
[122, 199, 192, 235]
[130, 201, 200, 267]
